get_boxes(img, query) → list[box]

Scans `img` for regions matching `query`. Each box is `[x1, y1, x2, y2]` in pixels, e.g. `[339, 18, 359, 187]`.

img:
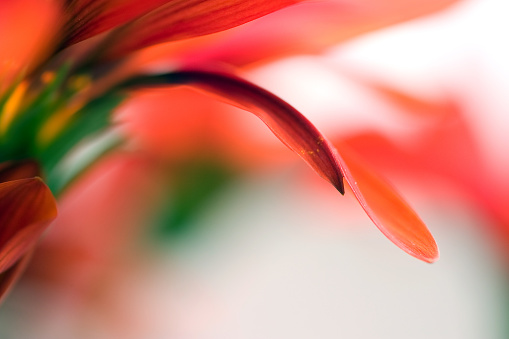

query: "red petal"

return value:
[336, 142, 439, 263]
[124, 69, 438, 262]
[101, 0, 302, 59]
[156, 69, 345, 193]
[0, 160, 41, 183]
[133, 0, 461, 69]
[0, 178, 57, 273]
[62, 0, 170, 46]
[0, 250, 33, 305]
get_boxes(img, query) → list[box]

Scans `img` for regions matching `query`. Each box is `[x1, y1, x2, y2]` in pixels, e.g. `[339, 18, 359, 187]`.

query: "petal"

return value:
[100, 0, 303, 60]
[0, 178, 57, 273]
[61, 0, 170, 46]
[0, 250, 33, 305]
[121, 69, 440, 262]
[0, 160, 41, 183]
[132, 0, 461, 69]
[122, 69, 345, 193]
[337, 142, 439, 263]
[118, 87, 293, 167]
[121, 69, 439, 262]
[0, 0, 60, 93]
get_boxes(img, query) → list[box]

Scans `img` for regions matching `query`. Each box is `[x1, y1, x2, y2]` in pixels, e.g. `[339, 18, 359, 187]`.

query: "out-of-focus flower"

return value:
[0, 0, 463, 304]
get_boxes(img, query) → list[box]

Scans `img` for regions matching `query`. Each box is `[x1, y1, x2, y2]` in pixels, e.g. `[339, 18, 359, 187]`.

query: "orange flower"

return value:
[0, 0, 460, 304]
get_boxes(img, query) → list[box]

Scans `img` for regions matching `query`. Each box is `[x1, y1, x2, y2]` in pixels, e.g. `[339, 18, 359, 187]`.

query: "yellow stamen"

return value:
[0, 81, 28, 135]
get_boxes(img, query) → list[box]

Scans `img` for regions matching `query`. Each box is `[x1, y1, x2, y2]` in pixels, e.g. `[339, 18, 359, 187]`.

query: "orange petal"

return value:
[0, 178, 57, 273]
[337, 142, 439, 263]
[0, 250, 33, 305]
[101, 0, 303, 60]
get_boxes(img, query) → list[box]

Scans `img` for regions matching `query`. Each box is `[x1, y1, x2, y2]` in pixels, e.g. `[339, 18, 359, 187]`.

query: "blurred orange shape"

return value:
[0, 178, 57, 274]
[0, 0, 59, 93]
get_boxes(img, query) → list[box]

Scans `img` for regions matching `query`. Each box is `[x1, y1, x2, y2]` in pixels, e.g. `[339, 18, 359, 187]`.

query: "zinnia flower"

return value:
[0, 0, 449, 303]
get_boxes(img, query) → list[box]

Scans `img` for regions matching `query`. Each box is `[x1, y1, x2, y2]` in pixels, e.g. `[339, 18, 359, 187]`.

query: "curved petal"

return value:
[337, 142, 439, 263]
[0, 178, 57, 273]
[100, 0, 303, 60]
[122, 69, 345, 193]
[121, 69, 438, 262]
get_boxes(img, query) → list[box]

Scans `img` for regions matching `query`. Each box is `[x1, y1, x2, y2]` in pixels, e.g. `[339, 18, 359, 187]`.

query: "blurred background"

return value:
[1, 0, 509, 338]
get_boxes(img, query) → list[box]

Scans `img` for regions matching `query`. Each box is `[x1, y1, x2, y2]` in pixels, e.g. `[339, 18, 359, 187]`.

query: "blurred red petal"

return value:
[337, 142, 439, 263]
[0, 250, 33, 305]
[134, 0, 462, 69]
[62, 0, 170, 46]
[149, 69, 345, 193]
[118, 86, 300, 172]
[101, 0, 303, 59]
[0, 178, 57, 273]
[340, 79, 487, 204]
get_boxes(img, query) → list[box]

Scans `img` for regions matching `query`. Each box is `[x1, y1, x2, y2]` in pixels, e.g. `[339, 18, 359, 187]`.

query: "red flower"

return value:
[0, 0, 459, 303]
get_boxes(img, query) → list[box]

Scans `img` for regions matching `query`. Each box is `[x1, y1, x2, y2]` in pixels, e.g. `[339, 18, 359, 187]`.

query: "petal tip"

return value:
[423, 248, 440, 264]
[336, 178, 345, 195]
[409, 241, 440, 264]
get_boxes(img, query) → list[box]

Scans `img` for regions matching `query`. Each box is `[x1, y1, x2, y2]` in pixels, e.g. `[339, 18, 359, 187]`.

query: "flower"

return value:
[0, 0, 455, 303]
